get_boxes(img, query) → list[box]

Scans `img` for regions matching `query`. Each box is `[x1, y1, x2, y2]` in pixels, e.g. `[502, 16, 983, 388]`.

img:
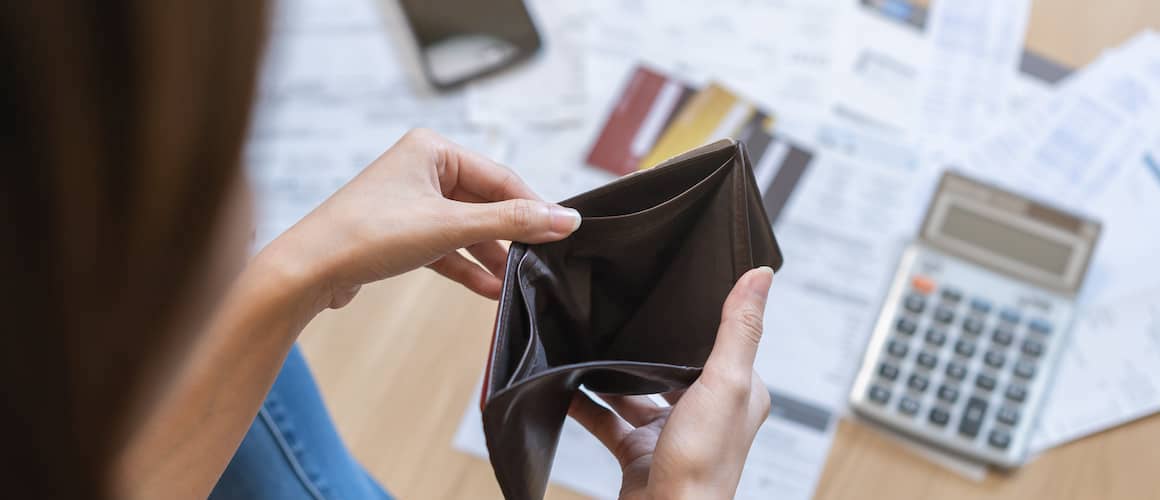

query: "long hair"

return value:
[0, 1, 267, 496]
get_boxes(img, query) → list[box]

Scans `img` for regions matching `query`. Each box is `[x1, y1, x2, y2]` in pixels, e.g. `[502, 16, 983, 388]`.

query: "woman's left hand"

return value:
[260, 128, 581, 311]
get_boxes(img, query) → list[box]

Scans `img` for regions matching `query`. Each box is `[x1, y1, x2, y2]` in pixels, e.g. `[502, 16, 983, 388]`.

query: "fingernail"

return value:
[748, 266, 774, 298]
[548, 205, 582, 234]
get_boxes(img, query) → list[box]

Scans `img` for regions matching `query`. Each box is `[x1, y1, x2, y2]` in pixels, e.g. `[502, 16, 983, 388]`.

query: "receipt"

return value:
[916, 0, 1031, 143]
[758, 122, 933, 411]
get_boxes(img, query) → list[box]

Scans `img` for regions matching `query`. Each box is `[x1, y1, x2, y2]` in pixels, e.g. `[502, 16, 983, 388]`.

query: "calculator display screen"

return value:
[941, 205, 1073, 277]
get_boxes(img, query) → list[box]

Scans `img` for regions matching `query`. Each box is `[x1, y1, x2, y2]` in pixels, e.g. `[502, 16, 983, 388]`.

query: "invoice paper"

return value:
[916, 0, 1031, 142]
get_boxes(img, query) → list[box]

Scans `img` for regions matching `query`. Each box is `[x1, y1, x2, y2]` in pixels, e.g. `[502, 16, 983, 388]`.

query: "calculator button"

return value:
[954, 339, 976, 358]
[904, 293, 926, 314]
[976, 373, 997, 391]
[887, 339, 909, 358]
[1029, 318, 1053, 335]
[999, 308, 1022, 324]
[946, 362, 967, 381]
[969, 298, 992, 314]
[962, 317, 984, 335]
[988, 429, 1011, 449]
[1014, 360, 1037, 379]
[925, 327, 947, 347]
[940, 287, 963, 303]
[997, 406, 1020, 426]
[992, 327, 1015, 346]
[878, 363, 900, 381]
[1005, 384, 1028, 403]
[908, 374, 930, 393]
[896, 317, 918, 336]
[1021, 339, 1045, 357]
[911, 275, 935, 294]
[899, 396, 920, 416]
[984, 350, 1006, 369]
[934, 306, 955, 324]
[959, 396, 988, 438]
[916, 352, 938, 370]
[868, 385, 891, 404]
[937, 384, 959, 404]
[929, 407, 951, 426]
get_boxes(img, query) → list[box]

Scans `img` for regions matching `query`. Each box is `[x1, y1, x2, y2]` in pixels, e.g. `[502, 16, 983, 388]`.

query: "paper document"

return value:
[585, 0, 853, 129]
[730, 126, 935, 499]
[757, 122, 933, 413]
[1029, 125, 1160, 451]
[829, 0, 1030, 145]
[1032, 289, 1160, 452]
[916, 0, 1031, 142]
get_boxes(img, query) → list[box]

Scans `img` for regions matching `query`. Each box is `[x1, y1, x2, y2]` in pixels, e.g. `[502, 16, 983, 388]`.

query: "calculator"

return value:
[849, 171, 1101, 467]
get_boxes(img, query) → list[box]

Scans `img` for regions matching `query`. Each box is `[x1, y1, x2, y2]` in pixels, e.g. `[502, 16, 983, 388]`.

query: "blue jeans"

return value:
[210, 344, 392, 500]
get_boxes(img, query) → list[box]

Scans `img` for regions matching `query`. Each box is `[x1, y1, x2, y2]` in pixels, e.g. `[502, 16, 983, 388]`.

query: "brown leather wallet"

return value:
[479, 139, 783, 500]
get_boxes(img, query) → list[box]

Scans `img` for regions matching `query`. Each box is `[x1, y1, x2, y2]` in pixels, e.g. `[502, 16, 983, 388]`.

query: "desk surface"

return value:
[298, 2, 1160, 498]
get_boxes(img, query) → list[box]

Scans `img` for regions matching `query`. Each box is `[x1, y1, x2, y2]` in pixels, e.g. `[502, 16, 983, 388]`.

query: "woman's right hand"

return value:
[568, 267, 775, 499]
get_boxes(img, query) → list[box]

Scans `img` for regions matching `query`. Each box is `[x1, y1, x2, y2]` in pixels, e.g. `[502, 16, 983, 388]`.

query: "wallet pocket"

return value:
[506, 251, 576, 386]
[504, 156, 738, 382]
[567, 157, 732, 245]
[566, 147, 735, 218]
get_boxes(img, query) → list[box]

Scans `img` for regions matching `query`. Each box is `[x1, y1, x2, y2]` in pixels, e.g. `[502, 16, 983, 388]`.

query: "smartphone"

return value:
[397, 0, 542, 90]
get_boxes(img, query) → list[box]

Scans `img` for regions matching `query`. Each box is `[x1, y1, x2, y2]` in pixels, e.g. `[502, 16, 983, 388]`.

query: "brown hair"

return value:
[0, 0, 267, 496]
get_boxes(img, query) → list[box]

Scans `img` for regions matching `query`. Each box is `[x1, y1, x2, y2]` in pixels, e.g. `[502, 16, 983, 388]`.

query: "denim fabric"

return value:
[210, 344, 392, 500]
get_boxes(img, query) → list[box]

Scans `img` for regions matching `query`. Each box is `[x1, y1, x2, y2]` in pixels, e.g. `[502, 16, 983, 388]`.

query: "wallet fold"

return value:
[480, 139, 783, 500]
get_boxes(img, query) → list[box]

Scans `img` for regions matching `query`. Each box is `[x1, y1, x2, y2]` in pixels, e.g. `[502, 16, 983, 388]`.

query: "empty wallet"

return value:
[479, 139, 783, 500]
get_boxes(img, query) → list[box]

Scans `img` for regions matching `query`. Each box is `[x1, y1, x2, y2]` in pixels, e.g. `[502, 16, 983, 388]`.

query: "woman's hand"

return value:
[568, 267, 775, 500]
[260, 128, 581, 311]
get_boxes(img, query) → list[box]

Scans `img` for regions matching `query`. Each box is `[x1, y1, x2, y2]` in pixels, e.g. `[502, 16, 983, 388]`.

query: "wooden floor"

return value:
[299, 1, 1160, 498]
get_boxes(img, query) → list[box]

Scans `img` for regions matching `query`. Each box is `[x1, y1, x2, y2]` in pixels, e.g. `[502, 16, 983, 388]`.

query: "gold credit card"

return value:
[638, 83, 774, 169]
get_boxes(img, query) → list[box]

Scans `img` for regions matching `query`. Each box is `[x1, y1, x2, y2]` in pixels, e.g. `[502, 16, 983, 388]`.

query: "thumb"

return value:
[465, 199, 582, 244]
[704, 267, 774, 378]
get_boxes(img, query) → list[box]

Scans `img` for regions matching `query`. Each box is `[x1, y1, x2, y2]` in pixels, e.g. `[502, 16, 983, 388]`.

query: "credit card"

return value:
[586, 66, 694, 176]
[638, 82, 775, 169]
[752, 135, 815, 224]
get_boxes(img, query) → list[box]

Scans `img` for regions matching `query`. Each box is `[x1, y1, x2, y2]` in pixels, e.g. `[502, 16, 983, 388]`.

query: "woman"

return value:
[0, 1, 774, 499]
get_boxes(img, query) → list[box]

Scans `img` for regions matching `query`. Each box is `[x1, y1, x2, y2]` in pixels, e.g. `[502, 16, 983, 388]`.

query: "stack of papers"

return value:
[246, 0, 1160, 498]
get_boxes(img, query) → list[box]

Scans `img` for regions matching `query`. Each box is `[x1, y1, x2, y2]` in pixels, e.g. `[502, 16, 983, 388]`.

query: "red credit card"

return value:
[586, 66, 694, 176]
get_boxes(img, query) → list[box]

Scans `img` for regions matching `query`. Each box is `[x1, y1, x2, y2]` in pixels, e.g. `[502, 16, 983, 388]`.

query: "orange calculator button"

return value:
[911, 275, 935, 294]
